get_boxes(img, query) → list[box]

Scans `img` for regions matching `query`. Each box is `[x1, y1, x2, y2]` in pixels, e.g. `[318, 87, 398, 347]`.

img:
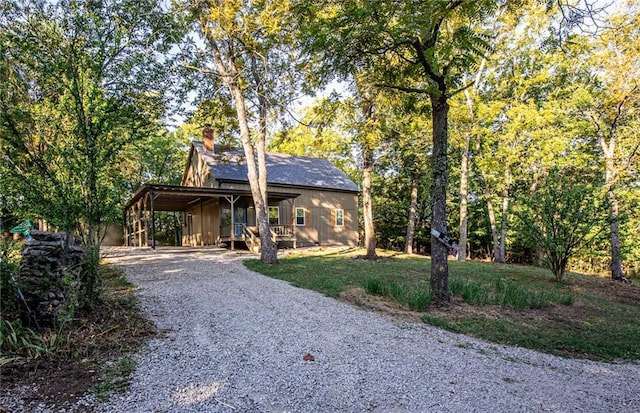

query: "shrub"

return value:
[0, 239, 22, 316]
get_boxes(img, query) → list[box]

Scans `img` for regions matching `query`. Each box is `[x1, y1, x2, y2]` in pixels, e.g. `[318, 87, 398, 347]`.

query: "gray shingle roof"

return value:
[193, 142, 360, 193]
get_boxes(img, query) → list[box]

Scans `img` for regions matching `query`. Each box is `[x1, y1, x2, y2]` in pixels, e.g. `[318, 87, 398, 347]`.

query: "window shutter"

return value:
[305, 208, 310, 227]
[344, 211, 348, 228]
[331, 209, 336, 227]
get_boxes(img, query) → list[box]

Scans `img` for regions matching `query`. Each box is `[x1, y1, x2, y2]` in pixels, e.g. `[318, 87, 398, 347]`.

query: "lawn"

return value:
[245, 248, 640, 362]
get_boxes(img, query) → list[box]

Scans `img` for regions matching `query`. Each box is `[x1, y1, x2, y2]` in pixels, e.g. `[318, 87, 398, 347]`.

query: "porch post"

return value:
[137, 200, 143, 248]
[290, 200, 297, 249]
[123, 208, 128, 246]
[144, 194, 149, 247]
[230, 196, 235, 250]
[224, 195, 237, 251]
[200, 198, 204, 246]
[150, 191, 156, 250]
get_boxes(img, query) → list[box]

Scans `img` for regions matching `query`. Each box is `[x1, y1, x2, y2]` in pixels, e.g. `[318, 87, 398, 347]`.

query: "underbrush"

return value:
[1, 260, 155, 402]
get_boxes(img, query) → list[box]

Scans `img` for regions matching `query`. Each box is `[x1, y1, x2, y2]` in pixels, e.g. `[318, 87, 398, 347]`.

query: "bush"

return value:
[0, 238, 22, 319]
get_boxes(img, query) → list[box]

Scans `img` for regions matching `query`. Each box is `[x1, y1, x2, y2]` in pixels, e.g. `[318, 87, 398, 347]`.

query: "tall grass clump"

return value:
[449, 277, 491, 305]
[0, 318, 52, 364]
[494, 278, 531, 310]
[363, 278, 431, 311]
[448, 276, 574, 310]
[363, 278, 385, 296]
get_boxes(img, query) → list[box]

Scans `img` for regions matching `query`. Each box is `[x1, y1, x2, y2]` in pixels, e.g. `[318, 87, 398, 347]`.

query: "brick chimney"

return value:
[202, 124, 214, 151]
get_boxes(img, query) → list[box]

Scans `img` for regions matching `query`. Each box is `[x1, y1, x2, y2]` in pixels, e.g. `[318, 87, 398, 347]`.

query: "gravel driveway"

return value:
[97, 247, 639, 412]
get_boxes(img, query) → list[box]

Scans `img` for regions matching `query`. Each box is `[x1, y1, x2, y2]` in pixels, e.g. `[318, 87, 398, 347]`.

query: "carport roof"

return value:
[125, 183, 300, 212]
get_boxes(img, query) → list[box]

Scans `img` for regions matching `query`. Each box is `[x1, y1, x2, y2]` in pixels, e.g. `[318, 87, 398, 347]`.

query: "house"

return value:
[123, 128, 360, 251]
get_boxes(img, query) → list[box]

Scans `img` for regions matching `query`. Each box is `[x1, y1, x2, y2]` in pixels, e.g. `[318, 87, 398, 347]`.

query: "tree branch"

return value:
[374, 83, 430, 94]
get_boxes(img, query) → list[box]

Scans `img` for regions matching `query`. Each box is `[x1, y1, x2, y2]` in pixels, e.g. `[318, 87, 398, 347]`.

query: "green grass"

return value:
[245, 248, 640, 362]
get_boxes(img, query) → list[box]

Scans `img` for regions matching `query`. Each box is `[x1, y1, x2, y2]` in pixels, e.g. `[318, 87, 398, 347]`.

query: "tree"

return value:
[570, 5, 640, 281]
[518, 167, 609, 281]
[466, 2, 585, 264]
[0, 0, 177, 304]
[184, 0, 303, 264]
[374, 94, 431, 254]
[299, 0, 519, 301]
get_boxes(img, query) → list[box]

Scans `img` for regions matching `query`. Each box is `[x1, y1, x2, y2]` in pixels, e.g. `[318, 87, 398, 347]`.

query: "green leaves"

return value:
[0, 0, 178, 243]
[517, 167, 609, 280]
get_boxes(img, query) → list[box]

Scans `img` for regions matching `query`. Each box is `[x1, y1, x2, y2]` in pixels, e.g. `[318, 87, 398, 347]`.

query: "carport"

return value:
[123, 183, 299, 249]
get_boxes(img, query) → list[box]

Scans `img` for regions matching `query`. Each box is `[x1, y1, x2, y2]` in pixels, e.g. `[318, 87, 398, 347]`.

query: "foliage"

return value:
[0, 238, 21, 318]
[1, 263, 155, 404]
[0, 0, 180, 302]
[270, 95, 360, 181]
[178, 98, 240, 149]
[0, 0, 178, 237]
[246, 248, 640, 361]
[0, 318, 53, 364]
[517, 168, 610, 281]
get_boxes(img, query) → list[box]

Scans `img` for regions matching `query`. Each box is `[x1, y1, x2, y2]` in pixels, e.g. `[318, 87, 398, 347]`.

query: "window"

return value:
[268, 207, 279, 225]
[295, 207, 306, 226]
[335, 209, 344, 227]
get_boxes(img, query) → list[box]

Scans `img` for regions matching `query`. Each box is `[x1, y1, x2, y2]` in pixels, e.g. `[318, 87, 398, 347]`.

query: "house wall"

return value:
[181, 199, 220, 246]
[180, 151, 359, 248]
[182, 150, 216, 188]
[221, 182, 359, 247]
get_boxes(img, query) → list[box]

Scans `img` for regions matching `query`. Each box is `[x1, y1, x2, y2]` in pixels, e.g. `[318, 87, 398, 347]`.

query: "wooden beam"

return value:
[151, 190, 156, 250]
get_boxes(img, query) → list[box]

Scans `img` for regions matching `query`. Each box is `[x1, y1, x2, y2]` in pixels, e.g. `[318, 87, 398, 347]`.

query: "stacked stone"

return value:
[18, 231, 86, 328]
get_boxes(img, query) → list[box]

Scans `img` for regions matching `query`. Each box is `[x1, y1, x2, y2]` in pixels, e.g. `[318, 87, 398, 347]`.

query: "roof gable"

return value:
[192, 141, 359, 193]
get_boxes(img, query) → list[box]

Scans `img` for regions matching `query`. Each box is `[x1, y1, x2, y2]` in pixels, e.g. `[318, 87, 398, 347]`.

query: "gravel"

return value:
[11, 246, 639, 412]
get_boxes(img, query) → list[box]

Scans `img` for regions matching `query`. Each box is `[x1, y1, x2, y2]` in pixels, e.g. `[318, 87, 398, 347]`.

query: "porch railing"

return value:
[220, 224, 294, 240]
[270, 225, 294, 238]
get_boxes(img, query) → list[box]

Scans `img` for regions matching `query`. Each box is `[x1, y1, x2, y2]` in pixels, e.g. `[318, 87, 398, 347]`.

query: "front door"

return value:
[234, 206, 247, 236]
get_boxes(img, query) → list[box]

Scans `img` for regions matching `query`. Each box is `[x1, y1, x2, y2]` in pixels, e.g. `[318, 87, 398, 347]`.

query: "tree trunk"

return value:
[405, 176, 418, 254]
[458, 131, 470, 262]
[362, 145, 377, 259]
[605, 157, 624, 280]
[206, 36, 276, 263]
[430, 95, 450, 302]
[485, 186, 500, 262]
[498, 171, 511, 264]
[252, 56, 278, 263]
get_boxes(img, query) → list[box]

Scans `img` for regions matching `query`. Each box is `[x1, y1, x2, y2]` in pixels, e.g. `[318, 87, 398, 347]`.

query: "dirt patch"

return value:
[1, 360, 97, 412]
[567, 276, 640, 305]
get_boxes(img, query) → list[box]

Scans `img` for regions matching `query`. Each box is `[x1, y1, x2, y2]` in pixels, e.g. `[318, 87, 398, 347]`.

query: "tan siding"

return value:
[272, 186, 358, 247]
[182, 199, 220, 246]
[188, 177, 358, 247]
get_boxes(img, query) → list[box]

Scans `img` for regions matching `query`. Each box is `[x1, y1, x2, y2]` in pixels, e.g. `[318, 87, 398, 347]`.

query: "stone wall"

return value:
[18, 231, 85, 328]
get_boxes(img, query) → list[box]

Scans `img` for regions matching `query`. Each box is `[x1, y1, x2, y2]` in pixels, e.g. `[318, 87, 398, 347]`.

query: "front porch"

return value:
[220, 223, 297, 252]
[123, 183, 299, 251]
